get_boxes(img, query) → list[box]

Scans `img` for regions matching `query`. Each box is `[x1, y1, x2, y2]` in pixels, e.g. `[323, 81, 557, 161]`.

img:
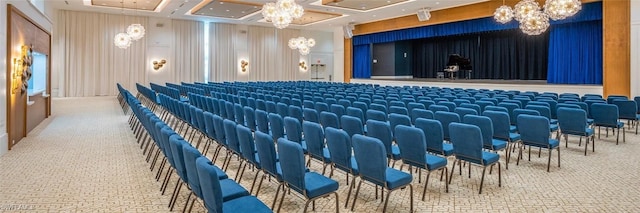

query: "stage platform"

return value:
[351, 78, 603, 96]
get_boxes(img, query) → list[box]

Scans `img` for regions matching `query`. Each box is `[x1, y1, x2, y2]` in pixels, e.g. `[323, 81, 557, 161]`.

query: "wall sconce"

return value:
[299, 61, 307, 71]
[240, 60, 249, 72]
[153, 59, 166, 70]
[11, 45, 33, 95]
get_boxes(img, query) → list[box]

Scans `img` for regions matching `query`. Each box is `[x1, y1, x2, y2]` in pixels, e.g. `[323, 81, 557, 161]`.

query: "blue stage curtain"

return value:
[353, 44, 371, 79]
[353, 2, 601, 46]
[547, 20, 602, 84]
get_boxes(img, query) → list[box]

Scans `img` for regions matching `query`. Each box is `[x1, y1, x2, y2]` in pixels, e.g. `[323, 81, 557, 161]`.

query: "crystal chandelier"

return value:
[494, 5, 514, 24]
[494, 0, 581, 35]
[519, 11, 550, 35]
[114, 33, 132, 49]
[288, 37, 315, 55]
[262, 0, 304, 29]
[544, 0, 582, 20]
[127, 23, 145, 40]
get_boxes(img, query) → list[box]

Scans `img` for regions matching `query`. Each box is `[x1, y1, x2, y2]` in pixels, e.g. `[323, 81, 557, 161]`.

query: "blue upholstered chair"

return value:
[434, 111, 461, 141]
[341, 115, 364, 138]
[591, 103, 625, 144]
[195, 157, 272, 213]
[463, 115, 508, 154]
[557, 108, 594, 155]
[389, 113, 412, 136]
[325, 127, 359, 208]
[284, 117, 307, 153]
[454, 107, 478, 119]
[236, 125, 261, 187]
[516, 115, 560, 172]
[303, 108, 319, 123]
[448, 123, 502, 194]
[183, 146, 248, 212]
[255, 110, 270, 135]
[303, 121, 331, 175]
[366, 119, 401, 167]
[612, 100, 639, 134]
[414, 118, 454, 157]
[366, 109, 387, 122]
[320, 111, 341, 129]
[395, 125, 449, 200]
[411, 109, 435, 125]
[253, 131, 284, 207]
[268, 113, 285, 141]
[351, 134, 414, 212]
[288, 105, 304, 125]
[243, 107, 256, 131]
[276, 138, 340, 213]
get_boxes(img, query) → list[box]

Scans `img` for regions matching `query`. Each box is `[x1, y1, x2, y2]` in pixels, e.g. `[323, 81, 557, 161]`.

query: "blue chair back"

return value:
[482, 111, 511, 141]
[448, 123, 484, 165]
[366, 110, 387, 122]
[182, 144, 204, 198]
[434, 111, 460, 140]
[325, 127, 357, 173]
[462, 115, 494, 149]
[268, 113, 285, 140]
[497, 102, 520, 125]
[255, 109, 269, 133]
[288, 106, 303, 124]
[169, 135, 189, 182]
[389, 106, 409, 115]
[525, 105, 552, 121]
[234, 103, 245, 125]
[454, 107, 478, 119]
[411, 109, 434, 125]
[341, 115, 364, 138]
[415, 118, 446, 155]
[195, 157, 224, 213]
[366, 120, 394, 157]
[255, 131, 281, 180]
[389, 114, 411, 136]
[303, 108, 319, 123]
[303, 121, 326, 160]
[277, 138, 307, 194]
[223, 119, 241, 154]
[591, 103, 619, 127]
[330, 104, 346, 119]
[557, 108, 588, 135]
[352, 135, 387, 186]
[212, 115, 226, 145]
[244, 107, 256, 131]
[284, 117, 303, 144]
[517, 115, 551, 147]
[237, 125, 259, 166]
[612, 100, 637, 120]
[320, 111, 340, 129]
[395, 125, 427, 168]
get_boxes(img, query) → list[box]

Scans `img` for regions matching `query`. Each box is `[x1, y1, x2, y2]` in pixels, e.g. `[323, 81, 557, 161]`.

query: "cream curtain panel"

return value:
[276, 28, 301, 80]
[55, 10, 147, 97]
[172, 19, 204, 83]
[209, 23, 237, 82]
[247, 26, 301, 81]
[248, 26, 277, 81]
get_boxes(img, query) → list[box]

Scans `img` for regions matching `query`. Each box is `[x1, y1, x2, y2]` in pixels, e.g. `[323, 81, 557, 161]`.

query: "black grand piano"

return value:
[443, 54, 472, 79]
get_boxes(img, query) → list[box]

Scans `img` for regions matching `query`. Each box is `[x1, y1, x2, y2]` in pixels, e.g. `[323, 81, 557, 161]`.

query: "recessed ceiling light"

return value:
[226, 9, 230, 12]
[436, 2, 440, 4]
[231, 16, 235, 18]
[209, 8, 213, 10]
[402, 9, 405, 11]
[387, 0, 391, 3]
[331, 9, 335, 12]
[373, 15, 376, 17]
[219, 2, 224, 4]
[242, 11, 246, 13]
[361, 6, 366, 9]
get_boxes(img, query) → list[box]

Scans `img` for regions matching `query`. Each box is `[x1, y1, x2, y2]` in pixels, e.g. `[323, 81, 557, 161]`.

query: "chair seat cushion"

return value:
[180, 97, 189, 102]
[303, 172, 339, 198]
[385, 168, 413, 190]
[508, 133, 521, 142]
[509, 125, 517, 133]
[489, 139, 508, 151]
[311, 147, 331, 162]
[550, 124, 559, 132]
[425, 154, 448, 170]
[587, 119, 594, 125]
[481, 152, 500, 165]
[524, 138, 560, 149]
[336, 157, 359, 175]
[442, 143, 454, 156]
[219, 179, 250, 202]
[550, 119, 558, 125]
[222, 195, 272, 213]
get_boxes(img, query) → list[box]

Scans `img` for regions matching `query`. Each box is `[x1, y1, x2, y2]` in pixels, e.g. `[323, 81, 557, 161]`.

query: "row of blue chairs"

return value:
[122, 86, 272, 213]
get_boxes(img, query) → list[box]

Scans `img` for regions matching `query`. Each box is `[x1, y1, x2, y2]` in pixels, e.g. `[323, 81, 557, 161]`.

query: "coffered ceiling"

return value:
[54, 0, 488, 31]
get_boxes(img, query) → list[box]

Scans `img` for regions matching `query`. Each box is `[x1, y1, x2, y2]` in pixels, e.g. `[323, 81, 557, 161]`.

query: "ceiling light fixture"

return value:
[288, 37, 316, 55]
[261, 0, 304, 29]
[114, 33, 132, 49]
[493, 0, 581, 35]
[126, 1, 145, 40]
